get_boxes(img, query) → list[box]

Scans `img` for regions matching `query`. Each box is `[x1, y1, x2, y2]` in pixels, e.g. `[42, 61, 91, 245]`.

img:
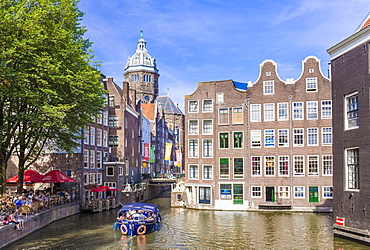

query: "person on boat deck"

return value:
[125, 211, 132, 220]
[117, 212, 125, 222]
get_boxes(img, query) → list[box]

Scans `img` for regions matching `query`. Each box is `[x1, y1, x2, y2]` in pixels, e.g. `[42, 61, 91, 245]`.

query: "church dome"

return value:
[124, 30, 159, 74]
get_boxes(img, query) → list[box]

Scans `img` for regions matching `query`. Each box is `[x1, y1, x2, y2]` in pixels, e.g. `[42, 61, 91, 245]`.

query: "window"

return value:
[108, 95, 115, 108]
[83, 150, 88, 168]
[220, 158, 230, 178]
[251, 156, 261, 176]
[96, 173, 102, 185]
[264, 103, 274, 121]
[345, 92, 359, 129]
[233, 132, 243, 149]
[188, 100, 199, 113]
[109, 136, 118, 147]
[306, 77, 317, 92]
[143, 75, 151, 82]
[264, 80, 274, 94]
[264, 129, 275, 147]
[307, 101, 318, 119]
[294, 186, 305, 198]
[308, 155, 319, 176]
[96, 129, 102, 146]
[84, 128, 89, 144]
[216, 93, 224, 103]
[219, 132, 229, 149]
[106, 166, 114, 176]
[251, 130, 261, 148]
[96, 151, 102, 168]
[103, 131, 108, 147]
[220, 184, 232, 199]
[109, 116, 119, 127]
[321, 100, 332, 119]
[188, 165, 198, 179]
[202, 100, 213, 112]
[119, 167, 123, 176]
[322, 127, 332, 145]
[96, 112, 102, 124]
[265, 156, 275, 176]
[294, 155, 304, 176]
[203, 165, 213, 180]
[202, 120, 213, 135]
[293, 102, 303, 120]
[251, 104, 261, 122]
[188, 120, 199, 135]
[251, 186, 262, 198]
[278, 129, 289, 147]
[233, 158, 243, 178]
[346, 148, 359, 189]
[323, 186, 333, 198]
[188, 139, 199, 158]
[232, 107, 243, 124]
[278, 156, 289, 176]
[293, 128, 304, 147]
[90, 127, 95, 145]
[218, 108, 229, 124]
[322, 155, 333, 176]
[233, 184, 244, 204]
[278, 103, 288, 120]
[202, 139, 213, 158]
[278, 186, 289, 198]
[307, 128, 318, 146]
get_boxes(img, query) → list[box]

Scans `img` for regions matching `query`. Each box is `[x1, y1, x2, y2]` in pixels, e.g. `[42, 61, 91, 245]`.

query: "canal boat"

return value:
[114, 203, 161, 236]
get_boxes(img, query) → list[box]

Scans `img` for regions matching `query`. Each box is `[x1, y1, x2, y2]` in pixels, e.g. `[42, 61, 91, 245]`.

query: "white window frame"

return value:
[306, 77, 318, 92]
[322, 127, 332, 145]
[293, 155, 305, 176]
[321, 100, 332, 119]
[345, 147, 359, 190]
[202, 120, 213, 135]
[216, 93, 224, 103]
[322, 155, 333, 176]
[251, 130, 261, 148]
[293, 128, 304, 147]
[232, 107, 243, 124]
[188, 139, 199, 158]
[322, 186, 333, 199]
[202, 165, 213, 180]
[251, 156, 262, 176]
[264, 103, 274, 121]
[106, 166, 114, 176]
[250, 104, 261, 122]
[251, 186, 262, 198]
[278, 129, 289, 147]
[188, 120, 199, 135]
[218, 108, 229, 125]
[90, 127, 95, 145]
[278, 186, 290, 199]
[307, 128, 318, 146]
[188, 100, 199, 113]
[278, 102, 288, 121]
[264, 80, 274, 95]
[96, 129, 102, 147]
[202, 99, 213, 113]
[293, 102, 304, 120]
[278, 155, 289, 176]
[83, 149, 89, 168]
[308, 155, 319, 176]
[294, 186, 305, 199]
[307, 101, 318, 119]
[345, 92, 359, 130]
[189, 165, 199, 180]
[264, 156, 275, 176]
[264, 129, 275, 147]
[202, 139, 213, 158]
[90, 150, 95, 168]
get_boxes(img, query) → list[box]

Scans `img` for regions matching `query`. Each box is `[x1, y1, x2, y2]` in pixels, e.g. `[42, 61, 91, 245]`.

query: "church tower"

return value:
[124, 30, 159, 103]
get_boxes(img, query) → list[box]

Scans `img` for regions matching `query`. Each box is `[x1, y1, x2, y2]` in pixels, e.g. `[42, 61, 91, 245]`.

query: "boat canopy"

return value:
[118, 203, 159, 213]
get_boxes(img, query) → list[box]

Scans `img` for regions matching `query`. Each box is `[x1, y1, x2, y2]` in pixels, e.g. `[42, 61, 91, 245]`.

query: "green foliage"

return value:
[0, 0, 106, 193]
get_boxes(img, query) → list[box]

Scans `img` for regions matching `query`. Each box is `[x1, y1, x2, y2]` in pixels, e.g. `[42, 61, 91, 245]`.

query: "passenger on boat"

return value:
[117, 212, 125, 222]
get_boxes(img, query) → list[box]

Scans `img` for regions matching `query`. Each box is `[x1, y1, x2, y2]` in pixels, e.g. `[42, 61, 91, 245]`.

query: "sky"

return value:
[78, 0, 369, 112]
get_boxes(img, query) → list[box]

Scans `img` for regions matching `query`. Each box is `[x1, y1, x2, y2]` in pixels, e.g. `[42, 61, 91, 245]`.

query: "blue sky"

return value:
[78, 0, 369, 111]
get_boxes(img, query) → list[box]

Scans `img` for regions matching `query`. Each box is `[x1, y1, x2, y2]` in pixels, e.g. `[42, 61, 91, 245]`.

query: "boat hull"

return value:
[115, 221, 159, 236]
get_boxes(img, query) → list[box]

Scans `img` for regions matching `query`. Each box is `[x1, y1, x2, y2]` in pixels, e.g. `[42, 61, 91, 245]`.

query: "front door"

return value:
[266, 187, 275, 202]
[309, 186, 319, 202]
[199, 187, 211, 204]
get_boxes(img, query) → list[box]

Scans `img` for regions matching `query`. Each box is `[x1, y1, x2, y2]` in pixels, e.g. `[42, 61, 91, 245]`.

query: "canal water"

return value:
[5, 191, 369, 250]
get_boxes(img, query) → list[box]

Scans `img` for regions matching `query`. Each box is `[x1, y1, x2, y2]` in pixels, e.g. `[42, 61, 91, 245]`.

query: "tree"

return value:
[0, 0, 106, 194]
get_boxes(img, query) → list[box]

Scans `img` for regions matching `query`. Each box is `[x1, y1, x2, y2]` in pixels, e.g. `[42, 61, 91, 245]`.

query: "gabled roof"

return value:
[155, 96, 183, 115]
[355, 12, 370, 33]
[141, 103, 156, 121]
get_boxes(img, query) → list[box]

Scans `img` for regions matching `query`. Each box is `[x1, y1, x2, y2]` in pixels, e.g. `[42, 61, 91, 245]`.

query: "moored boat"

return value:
[114, 203, 161, 236]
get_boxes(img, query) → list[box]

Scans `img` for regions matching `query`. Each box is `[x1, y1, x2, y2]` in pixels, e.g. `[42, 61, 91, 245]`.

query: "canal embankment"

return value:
[0, 202, 80, 249]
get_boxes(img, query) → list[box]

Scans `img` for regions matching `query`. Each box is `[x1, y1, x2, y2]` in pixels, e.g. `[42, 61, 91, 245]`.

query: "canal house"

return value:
[327, 13, 370, 244]
[184, 56, 333, 212]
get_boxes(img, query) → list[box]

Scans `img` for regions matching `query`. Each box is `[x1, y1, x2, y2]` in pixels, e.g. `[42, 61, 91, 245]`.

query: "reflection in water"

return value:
[6, 193, 368, 250]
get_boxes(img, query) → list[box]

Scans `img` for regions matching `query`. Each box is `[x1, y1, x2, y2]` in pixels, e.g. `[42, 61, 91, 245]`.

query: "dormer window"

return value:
[264, 81, 274, 95]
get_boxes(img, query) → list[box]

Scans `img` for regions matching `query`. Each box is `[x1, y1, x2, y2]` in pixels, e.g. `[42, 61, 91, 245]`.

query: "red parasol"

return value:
[41, 170, 76, 183]
[109, 188, 119, 191]
[91, 187, 107, 192]
[6, 169, 43, 183]
[100, 186, 112, 190]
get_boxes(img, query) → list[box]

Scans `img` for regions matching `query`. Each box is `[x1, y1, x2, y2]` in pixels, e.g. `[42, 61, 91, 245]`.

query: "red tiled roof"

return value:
[142, 103, 156, 120]
[360, 18, 370, 31]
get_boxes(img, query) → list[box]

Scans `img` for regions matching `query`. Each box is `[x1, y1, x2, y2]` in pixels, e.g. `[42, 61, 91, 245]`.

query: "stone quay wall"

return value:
[0, 202, 80, 249]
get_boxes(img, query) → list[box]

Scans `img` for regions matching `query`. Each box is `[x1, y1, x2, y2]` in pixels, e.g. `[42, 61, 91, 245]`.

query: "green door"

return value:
[266, 187, 275, 202]
[309, 186, 319, 202]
